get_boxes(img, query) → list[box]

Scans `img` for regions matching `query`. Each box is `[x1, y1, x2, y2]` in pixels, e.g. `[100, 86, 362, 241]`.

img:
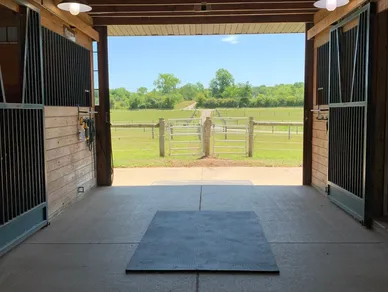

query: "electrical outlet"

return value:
[78, 187, 85, 193]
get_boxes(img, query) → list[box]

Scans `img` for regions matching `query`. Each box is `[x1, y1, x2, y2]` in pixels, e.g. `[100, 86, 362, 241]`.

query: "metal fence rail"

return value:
[167, 118, 203, 156]
[212, 117, 248, 156]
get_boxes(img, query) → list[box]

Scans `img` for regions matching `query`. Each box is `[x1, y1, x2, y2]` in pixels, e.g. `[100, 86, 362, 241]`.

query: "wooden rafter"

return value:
[91, 11, 316, 17]
[89, 3, 317, 14]
[307, 0, 367, 39]
[93, 13, 313, 25]
[88, 0, 316, 5]
[0, 0, 19, 12]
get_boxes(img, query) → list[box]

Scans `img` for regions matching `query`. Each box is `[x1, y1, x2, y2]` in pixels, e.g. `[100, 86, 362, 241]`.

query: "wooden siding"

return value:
[45, 106, 96, 218]
[312, 27, 329, 193]
[312, 114, 328, 193]
[41, 13, 92, 50]
[107, 22, 305, 36]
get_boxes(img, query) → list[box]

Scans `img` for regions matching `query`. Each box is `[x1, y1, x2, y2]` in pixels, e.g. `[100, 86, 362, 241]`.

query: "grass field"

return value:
[111, 107, 303, 168]
[213, 107, 303, 122]
[111, 109, 199, 123]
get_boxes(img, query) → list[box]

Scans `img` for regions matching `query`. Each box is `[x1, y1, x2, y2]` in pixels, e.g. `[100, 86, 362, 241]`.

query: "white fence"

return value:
[212, 117, 249, 156]
[167, 118, 203, 156]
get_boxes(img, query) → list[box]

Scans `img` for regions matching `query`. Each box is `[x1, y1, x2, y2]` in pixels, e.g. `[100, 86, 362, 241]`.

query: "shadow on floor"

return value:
[1, 184, 388, 292]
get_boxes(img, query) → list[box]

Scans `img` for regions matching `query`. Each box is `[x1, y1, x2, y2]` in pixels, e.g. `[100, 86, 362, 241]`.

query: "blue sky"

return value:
[107, 33, 305, 91]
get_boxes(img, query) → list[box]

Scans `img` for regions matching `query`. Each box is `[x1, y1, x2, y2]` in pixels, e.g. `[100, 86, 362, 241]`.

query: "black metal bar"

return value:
[42, 29, 92, 106]
[0, 110, 4, 224]
[14, 110, 20, 217]
[3, 110, 9, 222]
[336, 29, 342, 103]
[22, 9, 29, 104]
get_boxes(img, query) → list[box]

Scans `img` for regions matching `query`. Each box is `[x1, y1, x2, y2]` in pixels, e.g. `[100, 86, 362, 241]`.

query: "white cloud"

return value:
[221, 35, 239, 44]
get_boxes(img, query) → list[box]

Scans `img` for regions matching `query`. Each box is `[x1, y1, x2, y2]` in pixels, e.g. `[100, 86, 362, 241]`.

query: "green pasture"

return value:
[111, 109, 199, 123]
[111, 107, 303, 167]
[213, 107, 303, 122]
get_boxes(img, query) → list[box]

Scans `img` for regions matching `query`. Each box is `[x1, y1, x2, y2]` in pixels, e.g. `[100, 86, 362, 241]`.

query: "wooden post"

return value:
[203, 117, 212, 157]
[303, 23, 314, 186]
[288, 125, 291, 139]
[159, 118, 165, 157]
[170, 126, 174, 140]
[248, 117, 254, 157]
[152, 125, 155, 139]
[95, 26, 113, 186]
[224, 126, 228, 140]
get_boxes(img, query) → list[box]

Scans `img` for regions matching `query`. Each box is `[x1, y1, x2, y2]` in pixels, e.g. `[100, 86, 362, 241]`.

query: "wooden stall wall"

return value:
[45, 107, 96, 218]
[40, 14, 96, 218]
[40, 10, 92, 50]
[0, 7, 21, 101]
[371, 9, 388, 218]
[312, 28, 329, 193]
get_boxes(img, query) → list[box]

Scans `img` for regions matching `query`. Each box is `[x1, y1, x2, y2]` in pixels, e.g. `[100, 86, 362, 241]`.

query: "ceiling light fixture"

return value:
[57, 0, 92, 16]
[314, 0, 349, 11]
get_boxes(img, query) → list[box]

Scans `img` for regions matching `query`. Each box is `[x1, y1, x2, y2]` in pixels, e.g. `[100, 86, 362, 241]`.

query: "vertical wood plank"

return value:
[94, 26, 113, 186]
[372, 10, 388, 217]
[303, 23, 314, 186]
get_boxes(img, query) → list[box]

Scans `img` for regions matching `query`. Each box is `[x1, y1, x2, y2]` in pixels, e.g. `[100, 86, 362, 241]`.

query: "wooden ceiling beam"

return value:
[0, 0, 19, 12]
[91, 10, 316, 17]
[88, 0, 316, 6]
[93, 13, 313, 25]
[89, 3, 317, 14]
[307, 0, 367, 39]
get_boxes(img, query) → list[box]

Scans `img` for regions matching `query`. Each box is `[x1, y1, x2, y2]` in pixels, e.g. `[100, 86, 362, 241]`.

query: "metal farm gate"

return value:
[212, 117, 248, 156]
[0, 7, 47, 256]
[167, 118, 203, 156]
[327, 5, 373, 225]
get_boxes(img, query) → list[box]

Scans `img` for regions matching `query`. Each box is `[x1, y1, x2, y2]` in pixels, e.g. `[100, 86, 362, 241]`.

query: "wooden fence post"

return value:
[248, 117, 254, 157]
[159, 118, 165, 157]
[288, 125, 291, 140]
[203, 117, 212, 157]
[152, 125, 155, 139]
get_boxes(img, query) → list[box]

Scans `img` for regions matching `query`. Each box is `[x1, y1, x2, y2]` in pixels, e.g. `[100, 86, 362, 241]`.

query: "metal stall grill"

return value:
[317, 42, 330, 105]
[42, 28, 91, 106]
[212, 117, 248, 156]
[23, 9, 43, 104]
[0, 7, 47, 256]
[0, 109, 47, 255]
[327, 5, 372, 224]
[167, 118, 203, 156]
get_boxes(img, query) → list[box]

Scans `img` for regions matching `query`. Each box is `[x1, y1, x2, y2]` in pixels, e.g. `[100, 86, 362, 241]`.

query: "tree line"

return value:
[108, 69, 304, 110]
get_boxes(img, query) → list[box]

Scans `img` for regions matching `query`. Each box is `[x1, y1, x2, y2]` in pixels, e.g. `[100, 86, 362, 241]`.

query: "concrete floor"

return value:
[113, 167, 303, 186]
[1, 168, 388, 292]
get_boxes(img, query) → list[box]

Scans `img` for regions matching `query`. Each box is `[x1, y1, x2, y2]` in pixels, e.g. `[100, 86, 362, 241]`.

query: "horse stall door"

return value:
[327, 5, 373, 226]
[0, 7, 47, 256]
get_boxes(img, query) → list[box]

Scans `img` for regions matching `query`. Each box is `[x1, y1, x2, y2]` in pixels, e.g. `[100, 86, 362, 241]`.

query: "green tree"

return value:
[137, 87, 148, 96]
[195, 82, 205, 92]
[237, 82, 252, 99]
[179, 83, 199, 100]
[221, 86, 239, 99]
[209, 69, 235, 98]
[154, 73, 181, 95]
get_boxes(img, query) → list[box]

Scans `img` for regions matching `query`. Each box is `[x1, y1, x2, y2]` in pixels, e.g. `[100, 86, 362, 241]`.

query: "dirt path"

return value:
[183, 102, 197, 110]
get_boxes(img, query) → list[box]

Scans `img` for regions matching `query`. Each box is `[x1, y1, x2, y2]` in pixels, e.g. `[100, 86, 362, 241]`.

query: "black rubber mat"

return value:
[126, 211, 279, 273]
